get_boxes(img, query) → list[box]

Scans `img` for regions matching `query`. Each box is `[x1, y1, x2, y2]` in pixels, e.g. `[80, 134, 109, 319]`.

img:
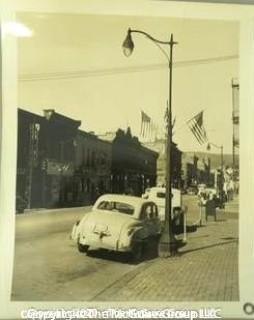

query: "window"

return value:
[91, 150, 96, 167]
[82, 146, 86, 165]
[86, 149, 90, 166]
[145, 205, 152, 219]
[156, 192, 165, 198]
[96, 201, 134, 215]
[141, 203, 157, 220]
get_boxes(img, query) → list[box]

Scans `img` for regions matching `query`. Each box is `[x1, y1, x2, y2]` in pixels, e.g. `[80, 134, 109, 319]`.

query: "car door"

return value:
[141, 202, 159, 237]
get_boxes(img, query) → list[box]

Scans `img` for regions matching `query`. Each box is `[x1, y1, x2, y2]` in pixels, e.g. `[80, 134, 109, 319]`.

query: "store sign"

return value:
[46, 160, 74, 176]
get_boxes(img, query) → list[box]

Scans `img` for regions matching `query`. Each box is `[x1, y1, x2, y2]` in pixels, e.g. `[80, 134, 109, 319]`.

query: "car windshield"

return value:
[96, 201, 135, 215]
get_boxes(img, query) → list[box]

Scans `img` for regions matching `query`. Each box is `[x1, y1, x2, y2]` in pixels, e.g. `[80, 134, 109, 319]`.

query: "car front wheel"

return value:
[77, 238, 89, 253]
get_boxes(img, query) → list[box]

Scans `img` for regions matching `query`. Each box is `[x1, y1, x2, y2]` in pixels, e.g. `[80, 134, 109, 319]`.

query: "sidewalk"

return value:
[93, 197, 239, 301]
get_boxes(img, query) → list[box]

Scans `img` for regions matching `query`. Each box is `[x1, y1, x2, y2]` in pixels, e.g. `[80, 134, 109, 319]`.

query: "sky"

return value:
[17, 12, 239, 154]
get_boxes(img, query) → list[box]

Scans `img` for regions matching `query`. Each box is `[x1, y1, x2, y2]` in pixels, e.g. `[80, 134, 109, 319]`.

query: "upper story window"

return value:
[86, 149, 90, 166]
[91, 150, 96, 167]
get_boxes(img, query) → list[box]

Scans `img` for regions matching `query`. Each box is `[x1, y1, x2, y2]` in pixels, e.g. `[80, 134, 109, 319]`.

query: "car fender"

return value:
[71, 221, 80, 241]
[70, 213, 91, 241]
[130, 224, 151, 244]
[118, 222, 144, 250]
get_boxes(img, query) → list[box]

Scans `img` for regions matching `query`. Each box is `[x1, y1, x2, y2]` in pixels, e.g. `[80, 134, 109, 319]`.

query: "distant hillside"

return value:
[183, 151, 239, 170]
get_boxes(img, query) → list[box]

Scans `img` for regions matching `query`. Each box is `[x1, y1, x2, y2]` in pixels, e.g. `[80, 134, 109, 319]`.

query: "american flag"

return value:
[140, 110, 151, 137]
[187, 111, 208, 145]
[164, 101, 176, 133]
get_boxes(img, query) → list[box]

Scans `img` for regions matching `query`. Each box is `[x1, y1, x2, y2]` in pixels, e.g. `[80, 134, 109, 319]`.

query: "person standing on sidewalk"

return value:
[198, 192, 207, 225]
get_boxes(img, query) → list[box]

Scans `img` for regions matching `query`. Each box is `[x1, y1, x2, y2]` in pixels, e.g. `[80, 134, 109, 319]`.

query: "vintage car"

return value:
[141, 186, 186, 235]
[71, 194, 161, 262]
[199, 187, 222, 208]
[142, 187, 183, 220]
[186, 186, 198, 195]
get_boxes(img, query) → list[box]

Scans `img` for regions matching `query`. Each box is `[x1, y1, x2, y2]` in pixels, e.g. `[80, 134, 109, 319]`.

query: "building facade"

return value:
[181, 152, 214, 189]
[17, 109, 81, 208]
[143, 138, 182, 188]
[100, 128, 158, 196]
[17, 109, 45, 209]
[17, 109, 158, 210]
[74, 130, 112, 205]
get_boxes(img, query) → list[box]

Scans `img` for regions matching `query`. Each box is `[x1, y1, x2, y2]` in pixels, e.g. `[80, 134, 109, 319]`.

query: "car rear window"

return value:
[156, 192, 165, 198]
[97, 201, 134, 215]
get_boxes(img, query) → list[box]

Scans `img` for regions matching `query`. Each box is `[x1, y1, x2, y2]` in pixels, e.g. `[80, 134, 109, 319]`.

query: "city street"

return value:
[11, 195, 238, 301]
[12, 206, 140, 301]
[8, 11, 240, 305]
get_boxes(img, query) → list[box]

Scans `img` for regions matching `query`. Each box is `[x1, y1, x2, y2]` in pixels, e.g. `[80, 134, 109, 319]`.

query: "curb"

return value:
[19, 206, 92, 217]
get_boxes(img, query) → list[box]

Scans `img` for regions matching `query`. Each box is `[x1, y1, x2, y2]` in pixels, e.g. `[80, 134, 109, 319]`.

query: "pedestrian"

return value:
[228, 180, 234, 201]
[223, 182, 228, 202]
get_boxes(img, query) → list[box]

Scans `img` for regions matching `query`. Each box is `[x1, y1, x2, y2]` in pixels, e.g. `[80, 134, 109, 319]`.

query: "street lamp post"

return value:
[207, 142, 224, 206]
[122, 28, 178, 256]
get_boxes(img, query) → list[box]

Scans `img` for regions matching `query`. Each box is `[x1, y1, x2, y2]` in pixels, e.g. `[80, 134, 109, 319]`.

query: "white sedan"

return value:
[141, 187, 187, 236]
[71, 194, 161, 262]
[142, 187, 183, 221]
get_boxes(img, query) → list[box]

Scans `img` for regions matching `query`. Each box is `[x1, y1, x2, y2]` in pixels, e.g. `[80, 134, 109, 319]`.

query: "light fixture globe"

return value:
[122, 28, 134, 57]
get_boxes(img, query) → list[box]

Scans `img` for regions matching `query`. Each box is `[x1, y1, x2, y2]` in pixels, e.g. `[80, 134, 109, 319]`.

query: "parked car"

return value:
[198, 187, 221, 208]
[186, 186, 198, 195]
[71, 194, 161, 262]
[141, 186, 184, 222]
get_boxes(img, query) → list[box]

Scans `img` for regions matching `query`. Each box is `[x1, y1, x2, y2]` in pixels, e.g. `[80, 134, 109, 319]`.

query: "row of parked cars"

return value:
[71, 187, 186, 262]
[197, 184, 223, 208]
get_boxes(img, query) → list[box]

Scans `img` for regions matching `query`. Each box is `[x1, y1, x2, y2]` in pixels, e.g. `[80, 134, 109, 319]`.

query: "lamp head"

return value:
[207, 143, 211, 151]
[122, 28, 134, 57]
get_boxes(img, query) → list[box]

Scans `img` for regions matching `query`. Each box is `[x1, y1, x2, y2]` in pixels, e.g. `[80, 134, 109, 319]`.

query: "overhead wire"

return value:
[19, 54, 238, 82]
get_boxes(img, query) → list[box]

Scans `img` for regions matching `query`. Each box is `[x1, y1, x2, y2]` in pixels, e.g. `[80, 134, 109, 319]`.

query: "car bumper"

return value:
[79, 234, 132, 253]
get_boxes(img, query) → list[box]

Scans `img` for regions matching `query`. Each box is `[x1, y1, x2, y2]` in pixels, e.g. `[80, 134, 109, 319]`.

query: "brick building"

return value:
[99, 128, 158, 196]
[17, 109, 81, 208]
[17, 109, 45, 208]
[17, 109, 158, 210]
[74, 130, 112, 205]
[142, 138, 182, 188]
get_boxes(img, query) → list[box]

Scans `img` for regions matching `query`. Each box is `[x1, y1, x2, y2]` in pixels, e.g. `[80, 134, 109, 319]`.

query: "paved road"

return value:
[12, 195, 201, 301]
[12, 207, 142, 301]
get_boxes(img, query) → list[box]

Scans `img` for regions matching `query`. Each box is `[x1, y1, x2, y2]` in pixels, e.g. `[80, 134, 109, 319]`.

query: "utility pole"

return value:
[231, 78, 239, 179]
[27, 122, 40, 209]
[122, 29, 178, 256]
[160, 34, 178, 256]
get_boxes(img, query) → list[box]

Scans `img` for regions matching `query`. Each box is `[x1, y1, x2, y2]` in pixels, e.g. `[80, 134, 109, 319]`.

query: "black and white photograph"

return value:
[1, 1, 254, 319]
[11, 10, 240, 302]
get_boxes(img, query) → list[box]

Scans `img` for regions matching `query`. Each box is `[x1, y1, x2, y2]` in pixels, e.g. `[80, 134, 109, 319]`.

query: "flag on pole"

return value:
[140, 110, 151, 138]
[187, 111, 208, 145]
[164, 101, 169, 129]
[164, 101, 176, 135]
